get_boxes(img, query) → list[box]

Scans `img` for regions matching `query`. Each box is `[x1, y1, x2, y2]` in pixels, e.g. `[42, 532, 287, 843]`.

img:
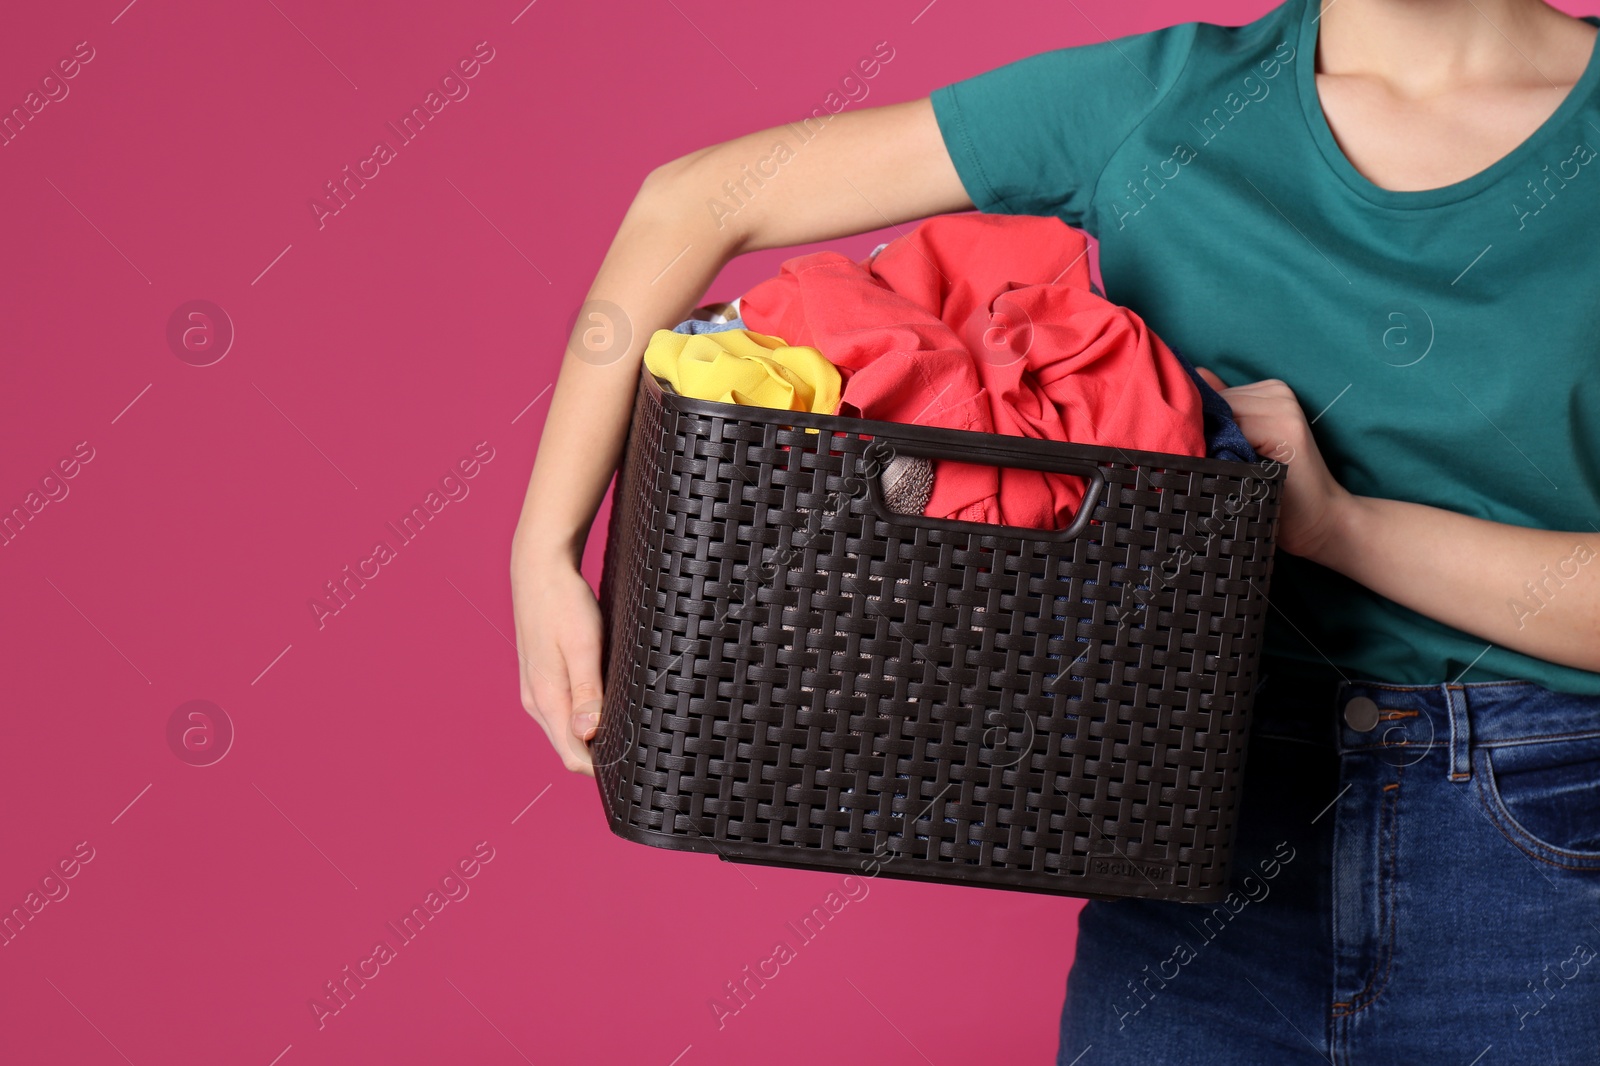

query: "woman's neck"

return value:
[1317, 0, 1594, 93]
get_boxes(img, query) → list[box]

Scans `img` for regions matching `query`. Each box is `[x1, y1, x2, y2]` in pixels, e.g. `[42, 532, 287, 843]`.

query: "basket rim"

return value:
[640, 369, 1283, 482]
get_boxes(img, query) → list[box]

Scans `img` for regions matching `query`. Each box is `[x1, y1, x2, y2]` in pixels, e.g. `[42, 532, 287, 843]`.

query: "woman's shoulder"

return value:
[1179, 1, 1305, 72]
[1044, 1, 1303, 98]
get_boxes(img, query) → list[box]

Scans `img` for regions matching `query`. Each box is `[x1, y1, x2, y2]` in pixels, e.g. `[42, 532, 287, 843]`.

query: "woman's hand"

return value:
[1197, 370, 1600, 670]
[510, 540, 605, 776]
[1196, 369, 1353, 563]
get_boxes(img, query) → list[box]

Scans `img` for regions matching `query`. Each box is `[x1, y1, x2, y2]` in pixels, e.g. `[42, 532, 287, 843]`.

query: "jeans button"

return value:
[1343, 695, 1380, 732]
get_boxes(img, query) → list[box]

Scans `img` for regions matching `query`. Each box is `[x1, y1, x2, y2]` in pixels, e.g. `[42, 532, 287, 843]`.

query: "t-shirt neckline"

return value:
[1293, 0, 1600, 210]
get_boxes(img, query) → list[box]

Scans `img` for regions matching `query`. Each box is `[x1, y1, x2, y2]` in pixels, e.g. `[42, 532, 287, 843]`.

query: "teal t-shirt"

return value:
[930, 0, 1600, 695]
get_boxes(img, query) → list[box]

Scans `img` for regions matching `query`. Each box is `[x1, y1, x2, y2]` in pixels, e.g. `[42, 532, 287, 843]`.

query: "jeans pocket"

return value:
[1474, 733, 1600, 870]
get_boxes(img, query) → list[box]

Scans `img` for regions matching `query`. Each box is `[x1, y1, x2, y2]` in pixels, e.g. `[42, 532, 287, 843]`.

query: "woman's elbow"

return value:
[632, 148, 749, 246]
[636, 145, 718, 209]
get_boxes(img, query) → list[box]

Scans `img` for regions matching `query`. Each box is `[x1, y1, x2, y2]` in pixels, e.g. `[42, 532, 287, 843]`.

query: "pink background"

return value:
[6, 1, 1585, 1063]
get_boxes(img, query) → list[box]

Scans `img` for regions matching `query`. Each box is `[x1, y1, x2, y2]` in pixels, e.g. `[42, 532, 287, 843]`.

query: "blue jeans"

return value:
[1058, 663, 1600, 1065]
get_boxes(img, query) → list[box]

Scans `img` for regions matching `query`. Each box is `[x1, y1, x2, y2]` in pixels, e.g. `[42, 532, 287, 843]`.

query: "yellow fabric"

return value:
[643, 328, 840, 415]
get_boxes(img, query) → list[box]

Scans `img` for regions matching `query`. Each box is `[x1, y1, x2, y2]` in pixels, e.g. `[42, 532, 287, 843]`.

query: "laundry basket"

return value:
[593, 369, 1283, 903]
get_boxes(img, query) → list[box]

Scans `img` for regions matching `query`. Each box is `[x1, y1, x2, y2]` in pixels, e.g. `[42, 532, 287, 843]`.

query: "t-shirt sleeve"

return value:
[929, 23, 1199, 228]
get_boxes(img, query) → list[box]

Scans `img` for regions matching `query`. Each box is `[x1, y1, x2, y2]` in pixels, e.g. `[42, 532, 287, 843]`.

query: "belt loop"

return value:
[1444, 684, 1472, 782]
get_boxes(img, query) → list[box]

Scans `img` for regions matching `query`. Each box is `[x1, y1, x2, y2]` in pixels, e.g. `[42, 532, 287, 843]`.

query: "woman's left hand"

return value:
[1196, 369, 1354, 562]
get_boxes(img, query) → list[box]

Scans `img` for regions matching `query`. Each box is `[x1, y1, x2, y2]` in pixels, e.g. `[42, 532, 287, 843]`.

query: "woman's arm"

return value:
[512, 98, 973, 775]
[1205, 374, 1600, 674]
[1318, 498, 1599, 672]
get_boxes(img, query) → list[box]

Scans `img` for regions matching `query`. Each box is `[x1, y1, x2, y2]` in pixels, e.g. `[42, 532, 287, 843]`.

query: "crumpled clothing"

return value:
[668, 324, 1252, 465]
[673, 303, 744, 334]
[642, 327, 840, 415]
[1170, 348, 1257, 464]
[741, 213, 1206, 528]
[672, 315, 746, 335]
[666, 310, 925, 506]
[881, 454, 933, 515]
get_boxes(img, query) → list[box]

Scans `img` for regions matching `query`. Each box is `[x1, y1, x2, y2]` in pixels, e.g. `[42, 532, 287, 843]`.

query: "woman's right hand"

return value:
[508, 96, 970, 776]
[511, 547, 606, 776]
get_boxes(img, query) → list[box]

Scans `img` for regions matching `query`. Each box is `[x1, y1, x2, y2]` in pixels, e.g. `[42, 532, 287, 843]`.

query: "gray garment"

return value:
[671, 314, 746, 335]
[880, 455, 932, 515]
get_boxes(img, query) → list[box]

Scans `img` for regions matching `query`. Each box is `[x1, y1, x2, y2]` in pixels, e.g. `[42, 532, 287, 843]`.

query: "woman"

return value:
[511, 0, 1600, 1060]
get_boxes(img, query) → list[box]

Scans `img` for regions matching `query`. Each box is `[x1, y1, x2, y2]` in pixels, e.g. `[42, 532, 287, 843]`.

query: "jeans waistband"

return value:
[1250, 662, 1600, 777]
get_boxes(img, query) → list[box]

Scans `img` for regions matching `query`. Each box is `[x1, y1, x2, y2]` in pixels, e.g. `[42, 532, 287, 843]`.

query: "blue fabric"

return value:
[1170, 347, 1256, 464]
[1057, 666, 1600, 1064]
[672, 315, 746, 335]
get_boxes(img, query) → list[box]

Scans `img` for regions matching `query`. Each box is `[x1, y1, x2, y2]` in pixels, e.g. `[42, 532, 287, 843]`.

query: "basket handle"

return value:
[858, 437, 1107, 542]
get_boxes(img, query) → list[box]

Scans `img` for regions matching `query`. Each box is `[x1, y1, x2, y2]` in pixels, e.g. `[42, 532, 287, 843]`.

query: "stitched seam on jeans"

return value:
[1343, 740, 1436, 754]
[1351, 678, 1532, 693]
[1343, 744, 1436, 753]
[1478, 728, 1600, 749]
[1332, 764, 1403, 1016]
[1480, 746, 1600, 861]
[1474, 755, 1600, 869]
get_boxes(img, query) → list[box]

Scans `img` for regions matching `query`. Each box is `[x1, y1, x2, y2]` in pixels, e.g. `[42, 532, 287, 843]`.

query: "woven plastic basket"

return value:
[594, 370, 1283, 902]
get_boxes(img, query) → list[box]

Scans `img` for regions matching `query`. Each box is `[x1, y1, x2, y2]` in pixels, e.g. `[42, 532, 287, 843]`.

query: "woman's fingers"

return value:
[1199, 378, 1302, 460]
[566, 633, 605, 744]
[1195, 366, 1230, 392]
[510, 562, 607, 777]
[527, 660, 597, 777]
